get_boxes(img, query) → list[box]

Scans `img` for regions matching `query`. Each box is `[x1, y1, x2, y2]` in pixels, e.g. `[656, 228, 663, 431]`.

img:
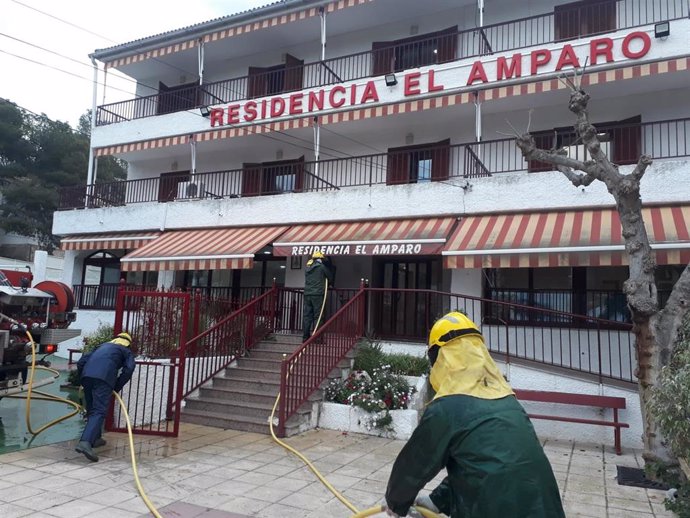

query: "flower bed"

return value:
[319, 368, 428, 438]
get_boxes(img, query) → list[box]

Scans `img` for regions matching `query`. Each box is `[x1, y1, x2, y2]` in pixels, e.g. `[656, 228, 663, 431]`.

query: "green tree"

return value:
[0, 100, 126, 251]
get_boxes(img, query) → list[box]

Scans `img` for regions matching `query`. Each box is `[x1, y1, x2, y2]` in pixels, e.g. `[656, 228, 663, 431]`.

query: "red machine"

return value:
[0, 266, 80, 395]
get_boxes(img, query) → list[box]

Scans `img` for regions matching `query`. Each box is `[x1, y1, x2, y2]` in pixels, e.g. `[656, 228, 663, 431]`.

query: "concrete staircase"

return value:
[181, 333, 323, 436]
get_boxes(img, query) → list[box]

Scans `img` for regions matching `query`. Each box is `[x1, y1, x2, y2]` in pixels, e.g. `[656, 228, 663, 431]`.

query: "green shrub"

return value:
[650, 315, 690, 515]
[354, 339, 429, 377]
[67, 324, 115, 386]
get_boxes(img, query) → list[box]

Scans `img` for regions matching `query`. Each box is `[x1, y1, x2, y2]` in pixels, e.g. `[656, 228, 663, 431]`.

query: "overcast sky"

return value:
[0, 0, 268, 127]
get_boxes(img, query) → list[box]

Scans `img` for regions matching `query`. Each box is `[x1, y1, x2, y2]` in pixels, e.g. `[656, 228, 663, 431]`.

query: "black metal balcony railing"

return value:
[95, 0, 688, 126]
[59, 117, 690, 210]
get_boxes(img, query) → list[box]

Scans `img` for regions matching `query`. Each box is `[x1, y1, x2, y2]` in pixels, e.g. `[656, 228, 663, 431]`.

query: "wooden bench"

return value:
[513, 389, 629, 455]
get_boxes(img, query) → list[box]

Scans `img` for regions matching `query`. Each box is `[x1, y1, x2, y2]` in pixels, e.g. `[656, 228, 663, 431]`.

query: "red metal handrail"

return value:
[277, 285, 366, 436]
[181, 286, 278, 398]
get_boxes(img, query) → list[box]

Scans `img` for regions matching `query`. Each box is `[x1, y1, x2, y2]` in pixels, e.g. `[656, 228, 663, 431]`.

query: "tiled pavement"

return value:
[0, 424, 676, 518]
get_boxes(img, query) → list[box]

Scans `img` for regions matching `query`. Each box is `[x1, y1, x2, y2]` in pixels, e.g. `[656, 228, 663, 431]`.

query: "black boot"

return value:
[75, 440, 99, 462]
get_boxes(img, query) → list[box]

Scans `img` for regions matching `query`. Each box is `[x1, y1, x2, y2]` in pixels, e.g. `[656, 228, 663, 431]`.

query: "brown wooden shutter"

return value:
[157, 171, 190, 202]
[527, 132, 554, 172]
[611, 116, 641, 165]
[386, 149, 410, 185]
[554, 2, 580, 41]
[293, 156, 305, 192]
[284, 54, 304, 92]
[431, 139, 451, 181]
[247, 67, 268, 98]
[436, 27, 458, 63]
[242, 163, 262, 196]
[372, 41, 394, 76]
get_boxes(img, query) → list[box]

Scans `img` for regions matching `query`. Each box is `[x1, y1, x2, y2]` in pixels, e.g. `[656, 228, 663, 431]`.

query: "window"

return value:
[555, 0, 616, 41]
[241, 157, 305, 196]
[386, 139, 450, 185]
[158, 171, 191, 202]
[372, 26, 458, 76]
[247, 54, 304, 98]
[484, 266, 631, 325]
[157, 80, 200, 115]
[528, 116, 641, 172]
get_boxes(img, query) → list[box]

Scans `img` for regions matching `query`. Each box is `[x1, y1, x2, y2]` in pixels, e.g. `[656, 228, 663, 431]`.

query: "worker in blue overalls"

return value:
[75, 332, 136, 462]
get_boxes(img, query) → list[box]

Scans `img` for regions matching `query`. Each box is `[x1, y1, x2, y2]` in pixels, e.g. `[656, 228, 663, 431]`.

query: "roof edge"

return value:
[91, 0, 325, 62]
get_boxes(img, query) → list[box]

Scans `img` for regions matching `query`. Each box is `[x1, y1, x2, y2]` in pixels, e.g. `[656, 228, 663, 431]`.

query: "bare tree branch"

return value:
[631, 154, 653, 183]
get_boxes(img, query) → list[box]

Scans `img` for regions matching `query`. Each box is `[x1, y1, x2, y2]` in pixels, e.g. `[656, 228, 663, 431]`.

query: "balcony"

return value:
[95, 0, 688, 126]
[60, 117, 690, 210]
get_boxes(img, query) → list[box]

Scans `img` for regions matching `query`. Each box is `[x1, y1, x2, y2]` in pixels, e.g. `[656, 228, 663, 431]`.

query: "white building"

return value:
[54, 0, 690, 390]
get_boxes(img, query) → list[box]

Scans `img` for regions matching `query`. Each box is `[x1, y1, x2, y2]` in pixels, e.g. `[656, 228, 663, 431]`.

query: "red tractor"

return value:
[0, 266, 80, 397]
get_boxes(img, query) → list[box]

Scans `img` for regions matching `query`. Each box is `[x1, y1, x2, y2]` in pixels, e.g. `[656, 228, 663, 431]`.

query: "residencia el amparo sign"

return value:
[209, 32, 652, 127]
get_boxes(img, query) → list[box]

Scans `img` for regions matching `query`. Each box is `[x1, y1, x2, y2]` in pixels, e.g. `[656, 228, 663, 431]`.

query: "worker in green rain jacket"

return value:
[384, 312, 565, 518]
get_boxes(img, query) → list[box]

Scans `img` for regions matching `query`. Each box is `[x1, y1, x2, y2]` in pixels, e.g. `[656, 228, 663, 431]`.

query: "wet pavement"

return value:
[0, 423, 677, 518]
[0, 356, 84, 454]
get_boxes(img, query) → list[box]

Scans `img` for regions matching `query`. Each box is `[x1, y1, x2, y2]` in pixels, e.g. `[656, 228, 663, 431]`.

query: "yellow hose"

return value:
[21, 331, 82, 435]
[113, 391, 162, 518]
[267, 282, 442, 517]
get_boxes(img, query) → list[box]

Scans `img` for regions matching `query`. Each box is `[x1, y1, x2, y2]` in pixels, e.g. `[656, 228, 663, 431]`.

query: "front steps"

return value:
[181, 333, 351, 436]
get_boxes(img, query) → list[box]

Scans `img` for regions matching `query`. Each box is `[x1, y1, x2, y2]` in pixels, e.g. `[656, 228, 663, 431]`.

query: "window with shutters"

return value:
[554, 0, 616, 41]
[372, 26, 457, 76]
[386, 140, 450, 185]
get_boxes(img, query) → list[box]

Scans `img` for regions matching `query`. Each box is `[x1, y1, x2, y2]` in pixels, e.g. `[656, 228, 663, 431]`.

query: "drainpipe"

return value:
[474, 92, 482, 143]
[478, 0, 484, 28]
[197, 39, 205, 85]
[319, 6, 326, 61]
[313, 116, 320, 179]
[86, 57, 99, 208]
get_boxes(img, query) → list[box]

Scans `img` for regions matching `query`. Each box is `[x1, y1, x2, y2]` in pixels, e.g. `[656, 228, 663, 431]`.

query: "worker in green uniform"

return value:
[302, 250, 334, 342]
[384, 312, 565, 518]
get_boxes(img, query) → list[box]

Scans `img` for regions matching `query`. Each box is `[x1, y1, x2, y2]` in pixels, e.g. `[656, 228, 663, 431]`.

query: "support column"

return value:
[86, 59, 99, 207]
[319, 6, 327, 61]
[313, 116, 321, 178]
[33, 250, 48, 284]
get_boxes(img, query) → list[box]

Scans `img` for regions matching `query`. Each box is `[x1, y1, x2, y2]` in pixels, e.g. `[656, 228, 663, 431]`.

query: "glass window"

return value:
[409, 150, 433, 183]
[275, 173, 296, 192]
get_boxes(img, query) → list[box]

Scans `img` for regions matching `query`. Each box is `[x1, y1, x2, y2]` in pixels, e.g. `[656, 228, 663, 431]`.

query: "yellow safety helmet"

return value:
[115, 332, 133, 345]
[312, 250, 325, 259]
[428, 311, 481, 349]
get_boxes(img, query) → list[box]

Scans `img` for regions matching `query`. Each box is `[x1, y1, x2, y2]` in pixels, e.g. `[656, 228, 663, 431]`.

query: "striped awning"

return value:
[60, 232, 160, 251]
[443, 206, 690, 268]
[273, 217, 458, 256]
[120, 226, 289, 272]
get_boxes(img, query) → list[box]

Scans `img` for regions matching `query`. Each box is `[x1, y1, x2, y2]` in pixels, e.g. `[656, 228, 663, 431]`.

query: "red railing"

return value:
[277, 285, 366, 436]
[110, 288, 191, 436]
[182, 286, 278, 398]
[95, 0, 688, 125]
[59, 117, 690, 210]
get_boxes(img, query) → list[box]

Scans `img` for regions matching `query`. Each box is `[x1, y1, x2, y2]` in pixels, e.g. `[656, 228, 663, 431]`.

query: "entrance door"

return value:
[375, 258, 441, 340]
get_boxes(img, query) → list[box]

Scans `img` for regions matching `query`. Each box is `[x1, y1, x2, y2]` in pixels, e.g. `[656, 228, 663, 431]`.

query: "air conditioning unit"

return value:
[176, 181, 206, 200]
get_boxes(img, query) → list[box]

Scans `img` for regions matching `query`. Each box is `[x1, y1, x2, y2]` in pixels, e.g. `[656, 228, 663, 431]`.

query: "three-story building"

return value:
[56, 0, 690, 341]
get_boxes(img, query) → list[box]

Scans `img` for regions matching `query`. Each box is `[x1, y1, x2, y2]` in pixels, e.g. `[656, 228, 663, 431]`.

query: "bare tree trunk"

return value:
[513, 81, 690, 461]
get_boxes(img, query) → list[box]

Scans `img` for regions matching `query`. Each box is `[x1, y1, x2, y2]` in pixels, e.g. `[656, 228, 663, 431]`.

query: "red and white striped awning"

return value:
[273, 217, 458, 256]
[60, 232, 160, 251]
[443, 206, 690, 268]
[120, 226, 289, 272]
